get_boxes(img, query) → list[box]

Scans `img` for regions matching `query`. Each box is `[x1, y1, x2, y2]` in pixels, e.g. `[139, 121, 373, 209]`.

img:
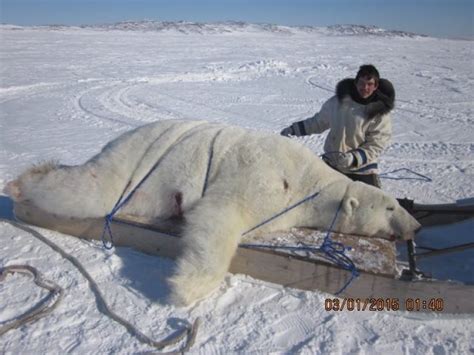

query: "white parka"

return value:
[287, 78, 394, 175]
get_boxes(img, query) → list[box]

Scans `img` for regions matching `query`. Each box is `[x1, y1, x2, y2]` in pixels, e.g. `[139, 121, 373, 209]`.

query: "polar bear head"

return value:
[3, 161, 61, 203]
[335, 181, 421, 240]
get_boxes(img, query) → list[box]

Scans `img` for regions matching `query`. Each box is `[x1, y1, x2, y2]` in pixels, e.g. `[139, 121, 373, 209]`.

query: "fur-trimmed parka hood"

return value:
[336, 78, 395, 119]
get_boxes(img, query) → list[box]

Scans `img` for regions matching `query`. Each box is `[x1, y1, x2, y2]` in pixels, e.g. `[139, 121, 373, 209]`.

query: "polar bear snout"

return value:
[390, 211, 421, 241]
[3, 180, 23, 201]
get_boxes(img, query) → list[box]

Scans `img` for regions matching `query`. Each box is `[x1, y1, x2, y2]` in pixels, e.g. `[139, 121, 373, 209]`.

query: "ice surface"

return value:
[0, 23, 473, 354]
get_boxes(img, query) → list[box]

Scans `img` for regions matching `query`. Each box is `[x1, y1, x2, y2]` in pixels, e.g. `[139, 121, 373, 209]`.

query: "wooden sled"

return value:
[398, 197, 474, 227]
[398, 198, 474, 278]
[13, 201, 474, 314]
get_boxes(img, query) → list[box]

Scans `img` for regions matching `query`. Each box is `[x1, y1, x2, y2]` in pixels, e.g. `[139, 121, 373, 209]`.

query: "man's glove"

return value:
[280, 126, 295, 137]
[323, 152, 355, 170]
[335, 152, 355, 169]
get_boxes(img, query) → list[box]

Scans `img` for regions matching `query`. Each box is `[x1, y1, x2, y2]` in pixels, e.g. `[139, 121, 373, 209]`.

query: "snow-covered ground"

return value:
[0, 23, 473, 353]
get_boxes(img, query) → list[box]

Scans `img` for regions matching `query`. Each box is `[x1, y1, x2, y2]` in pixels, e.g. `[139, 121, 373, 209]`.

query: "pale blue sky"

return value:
[1, 0, 473, 38]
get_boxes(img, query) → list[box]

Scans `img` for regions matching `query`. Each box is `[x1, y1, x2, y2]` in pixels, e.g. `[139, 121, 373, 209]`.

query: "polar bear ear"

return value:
[342, 196, 359, 216]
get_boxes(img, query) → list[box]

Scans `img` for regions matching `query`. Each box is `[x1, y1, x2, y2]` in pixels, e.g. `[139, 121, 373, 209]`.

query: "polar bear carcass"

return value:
[4, 120, 420, 305]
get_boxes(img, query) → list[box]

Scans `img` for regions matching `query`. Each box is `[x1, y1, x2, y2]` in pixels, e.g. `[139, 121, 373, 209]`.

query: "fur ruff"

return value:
[336, 78, 395, 119]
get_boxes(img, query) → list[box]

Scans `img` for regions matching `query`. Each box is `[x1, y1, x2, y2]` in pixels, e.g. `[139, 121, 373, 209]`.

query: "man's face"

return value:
[356, 76, 378, 99]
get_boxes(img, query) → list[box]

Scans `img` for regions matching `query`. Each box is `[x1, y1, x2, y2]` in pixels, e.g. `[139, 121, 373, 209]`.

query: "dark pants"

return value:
[344, 173, 382, 189]
[322, 159, 382, 188]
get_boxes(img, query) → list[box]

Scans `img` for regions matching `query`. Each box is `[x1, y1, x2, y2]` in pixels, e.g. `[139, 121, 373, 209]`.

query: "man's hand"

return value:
[280, 126, 295, 137]
[323, 152, 355, 170]
[335, 152, 355, 169]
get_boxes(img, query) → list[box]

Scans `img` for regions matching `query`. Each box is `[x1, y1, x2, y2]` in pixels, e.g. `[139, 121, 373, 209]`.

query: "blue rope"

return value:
[100, 130, 358, 294]
[379, 168, 432, 182]
[100, 124, 218, 249]
[101, 180, 132, 249]
[201, 128, 225, 197]
[101, 213, 115, 250]
[241, 195, 358, 295]
[242, 191, 320, 236]
[100, 153, 168, 249]
[321, 151, 432, 183]
[319, 201, 359, 294]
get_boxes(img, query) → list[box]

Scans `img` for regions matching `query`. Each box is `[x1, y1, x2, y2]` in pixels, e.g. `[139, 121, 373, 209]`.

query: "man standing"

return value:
[281, 65, 395, 188]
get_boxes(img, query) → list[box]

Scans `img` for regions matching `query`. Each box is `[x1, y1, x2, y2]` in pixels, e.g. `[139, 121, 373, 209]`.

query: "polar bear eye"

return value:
[387, 206, 395, 211]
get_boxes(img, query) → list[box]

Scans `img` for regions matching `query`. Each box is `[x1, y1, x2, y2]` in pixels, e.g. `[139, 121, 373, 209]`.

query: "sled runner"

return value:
[397, 197, 474, 279]
[398, 197, 474, 227]
[12, 199, 474, 314]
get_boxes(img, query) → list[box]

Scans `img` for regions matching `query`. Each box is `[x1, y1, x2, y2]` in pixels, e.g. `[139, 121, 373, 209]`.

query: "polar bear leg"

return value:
[168, 198, 247, 306]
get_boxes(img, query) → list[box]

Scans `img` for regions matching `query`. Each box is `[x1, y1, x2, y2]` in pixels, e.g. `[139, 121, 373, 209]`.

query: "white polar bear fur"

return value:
[4, 119, 421, 306]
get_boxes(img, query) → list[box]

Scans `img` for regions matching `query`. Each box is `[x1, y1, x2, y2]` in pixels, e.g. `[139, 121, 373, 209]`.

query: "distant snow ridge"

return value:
[86, 21, 423, 37]
[0, 20, 425, 38]
[324, 24, 425, 38]
[81, 20, 296, 35]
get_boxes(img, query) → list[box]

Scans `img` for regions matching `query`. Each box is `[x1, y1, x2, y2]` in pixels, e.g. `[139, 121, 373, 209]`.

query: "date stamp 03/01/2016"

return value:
[324, 298, 445, 312]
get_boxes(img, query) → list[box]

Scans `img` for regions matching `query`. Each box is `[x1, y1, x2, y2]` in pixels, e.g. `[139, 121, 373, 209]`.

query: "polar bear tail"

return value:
[168, 198, 247, 306]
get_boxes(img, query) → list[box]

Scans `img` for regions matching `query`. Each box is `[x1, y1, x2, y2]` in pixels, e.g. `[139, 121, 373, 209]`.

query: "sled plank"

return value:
[13, 202, 182, 258]
[13, 202, 474, 313]
[232, 247, 474, 313]
[14, 202, 397, 274]
[412, 202, 474, 227]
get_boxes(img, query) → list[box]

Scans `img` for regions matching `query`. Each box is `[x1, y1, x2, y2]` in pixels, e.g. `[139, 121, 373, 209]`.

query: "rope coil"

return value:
[0, 264, 64, 337]
[1, 219, 199, 352]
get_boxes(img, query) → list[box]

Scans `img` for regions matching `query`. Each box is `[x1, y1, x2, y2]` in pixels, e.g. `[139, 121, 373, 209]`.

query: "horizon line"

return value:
[4, 19, 472, 40]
